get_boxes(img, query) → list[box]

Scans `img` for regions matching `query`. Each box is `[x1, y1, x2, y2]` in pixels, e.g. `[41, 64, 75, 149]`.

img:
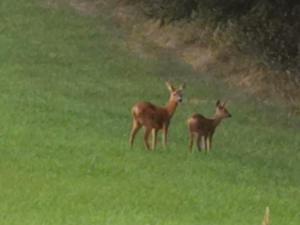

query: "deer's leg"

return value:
[129, 119, 142, 148]
[204, 136, 209, 152]
[162, 125, 169, 149]
[151, 129, 158, 150]
[196, 133, 202, 152]
[143, 128, 151, 150]
[207, 135, 212, 152]
[201, 136, 206, 151]
[189, 132, 194, 152]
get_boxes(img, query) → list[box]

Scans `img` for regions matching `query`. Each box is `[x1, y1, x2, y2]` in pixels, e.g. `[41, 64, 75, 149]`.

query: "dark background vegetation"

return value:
[125, 0, 300, 72]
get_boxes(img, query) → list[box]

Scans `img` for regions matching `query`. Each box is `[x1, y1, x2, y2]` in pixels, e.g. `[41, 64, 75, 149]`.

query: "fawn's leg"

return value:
[143, 128, 151, 150]
[151, 129, 158, 150]
[196, 134, 202, 152]
[189, 132, 194, 152]
[129, 119, 142, 148]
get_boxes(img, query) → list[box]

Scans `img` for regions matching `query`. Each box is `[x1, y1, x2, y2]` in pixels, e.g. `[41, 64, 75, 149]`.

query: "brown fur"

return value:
[129, 82, 185, 150]
[187, 100, 231, 152]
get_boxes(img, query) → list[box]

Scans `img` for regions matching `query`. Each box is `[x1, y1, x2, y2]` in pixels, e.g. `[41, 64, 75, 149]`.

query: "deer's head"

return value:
[166, 81, 185, 103]
[215, 100, 232, 118]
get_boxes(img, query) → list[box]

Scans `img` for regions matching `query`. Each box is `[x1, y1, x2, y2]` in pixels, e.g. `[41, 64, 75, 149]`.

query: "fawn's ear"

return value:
[179, 83, 186, 90]
[216, 100, 221, 107]
[222, 100, 228, 107]
[166, 81, 175, 92]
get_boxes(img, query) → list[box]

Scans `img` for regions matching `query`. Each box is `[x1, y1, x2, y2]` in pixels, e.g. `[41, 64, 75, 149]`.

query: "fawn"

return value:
[129, 81, 185, 150]
[187, 100, 231, 152]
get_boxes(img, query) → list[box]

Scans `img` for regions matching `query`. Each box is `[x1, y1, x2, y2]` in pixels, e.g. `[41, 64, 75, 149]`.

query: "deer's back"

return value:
[188, 113, 214, 134]
[132, 102, 168, 129]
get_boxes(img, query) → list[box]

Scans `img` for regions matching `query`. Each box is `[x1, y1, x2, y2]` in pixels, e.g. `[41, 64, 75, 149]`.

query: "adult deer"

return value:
[129, 81, 185, 150]
[187, 100, 231, 152]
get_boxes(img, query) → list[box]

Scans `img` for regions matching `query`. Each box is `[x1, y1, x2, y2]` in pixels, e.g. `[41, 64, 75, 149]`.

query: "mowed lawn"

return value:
[0, 0, 299, 224]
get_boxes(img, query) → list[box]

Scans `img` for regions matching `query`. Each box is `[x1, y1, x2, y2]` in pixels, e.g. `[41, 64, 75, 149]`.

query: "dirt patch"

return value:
[69, 0, 104, 16]
[180, 46, 214, 71]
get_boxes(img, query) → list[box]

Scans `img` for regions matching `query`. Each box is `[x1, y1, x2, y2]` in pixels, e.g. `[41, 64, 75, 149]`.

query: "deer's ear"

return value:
[222, 100, 228, 107]
[179, 83, 186, 90]
[216, 100, 221, 106]
[166, 81, 175, 92]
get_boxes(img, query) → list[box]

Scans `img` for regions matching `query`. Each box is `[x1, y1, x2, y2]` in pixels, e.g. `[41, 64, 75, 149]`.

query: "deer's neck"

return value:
[212, 115, 223, 128]
[165, 99, 178, 118]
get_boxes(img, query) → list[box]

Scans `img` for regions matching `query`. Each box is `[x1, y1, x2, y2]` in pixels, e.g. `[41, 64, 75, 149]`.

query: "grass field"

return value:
[0, 0, 299, 224]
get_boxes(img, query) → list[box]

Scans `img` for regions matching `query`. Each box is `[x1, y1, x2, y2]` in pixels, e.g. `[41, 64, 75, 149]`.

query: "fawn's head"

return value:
[166, 81, 185, 103]
[215, 100, 232, 118]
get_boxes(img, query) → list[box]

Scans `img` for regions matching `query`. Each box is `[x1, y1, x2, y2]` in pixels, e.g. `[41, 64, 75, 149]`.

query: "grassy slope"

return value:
[0, 0, 299, 224]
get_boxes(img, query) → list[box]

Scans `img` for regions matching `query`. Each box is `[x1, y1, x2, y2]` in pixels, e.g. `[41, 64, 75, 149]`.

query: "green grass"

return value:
[0, 0, 299, 224]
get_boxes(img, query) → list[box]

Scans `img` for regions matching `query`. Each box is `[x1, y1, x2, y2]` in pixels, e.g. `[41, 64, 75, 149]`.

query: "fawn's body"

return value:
[187, 100, 231, 152]
[129, 82, 185, 150]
